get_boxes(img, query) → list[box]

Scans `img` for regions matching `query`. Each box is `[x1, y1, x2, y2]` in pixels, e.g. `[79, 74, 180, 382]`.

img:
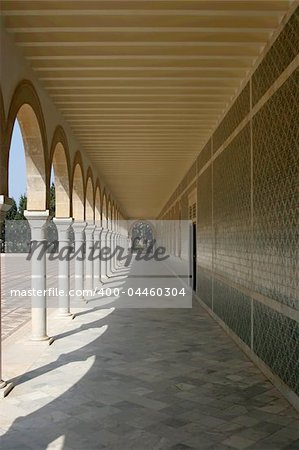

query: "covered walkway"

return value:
[0, 1, 298, 449]
[1, 264, 298, 450]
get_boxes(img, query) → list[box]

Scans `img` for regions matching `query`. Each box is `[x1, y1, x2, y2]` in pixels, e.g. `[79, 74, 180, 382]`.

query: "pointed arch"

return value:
[111, 201, 116, 231]
[85, 167, 95, 223]
[107, 195, 112, 230]
[0, 87, 6, 195]
[50, 126, 71, 217]
[102, 190, 108, 229]
[6, 80, 48, 210]
[95, 180, 102, 226]
[71, 151, 84, 221]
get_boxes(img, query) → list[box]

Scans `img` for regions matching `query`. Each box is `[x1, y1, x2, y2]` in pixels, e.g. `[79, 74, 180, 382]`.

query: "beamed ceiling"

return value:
[1, 1, 293, 218]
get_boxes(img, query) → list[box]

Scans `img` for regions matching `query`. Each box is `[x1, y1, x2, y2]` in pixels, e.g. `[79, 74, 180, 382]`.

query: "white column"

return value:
[100, 229, 108, 281]
[0, 196, 13, 395]
[24, 210, 50, 341]
[93, 225, 102, 288]
[72, 221, 86, 301]
[85, 224, 96, 297]
[53, 218, 73, 317]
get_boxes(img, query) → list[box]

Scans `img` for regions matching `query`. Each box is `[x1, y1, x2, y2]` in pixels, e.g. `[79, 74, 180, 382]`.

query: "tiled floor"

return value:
[1, 264, 298, 449]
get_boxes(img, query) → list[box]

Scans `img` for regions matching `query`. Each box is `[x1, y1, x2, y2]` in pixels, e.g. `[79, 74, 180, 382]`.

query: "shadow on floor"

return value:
[1, 267, 299, 450]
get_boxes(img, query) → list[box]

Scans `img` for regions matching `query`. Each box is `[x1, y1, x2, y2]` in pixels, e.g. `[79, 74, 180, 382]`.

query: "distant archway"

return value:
[85, 169, 94, 223]
[50, 127, 71, 218]
[102, 191, 108, 229]
[129, 221, 155, 253]
[95, 183, 101, 226]
[72, 158, 84, 221]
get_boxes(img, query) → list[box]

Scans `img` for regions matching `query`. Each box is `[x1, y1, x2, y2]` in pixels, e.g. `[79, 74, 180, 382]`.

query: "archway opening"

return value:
[102, 193, 108, 229]
[51, 142, 70, 218]
[85, 176, 94, 223]
[130, 222, 154, 253]
[13, 104, 47, 211]
[72, 163, 84, 221]
[5, 118, 30, 256]
[95, 186, 101, 226]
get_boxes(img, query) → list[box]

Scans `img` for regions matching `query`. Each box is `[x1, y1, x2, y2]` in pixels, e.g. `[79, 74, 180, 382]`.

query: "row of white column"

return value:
[0, 197, 129, 393]
[27, 213, 127, 340]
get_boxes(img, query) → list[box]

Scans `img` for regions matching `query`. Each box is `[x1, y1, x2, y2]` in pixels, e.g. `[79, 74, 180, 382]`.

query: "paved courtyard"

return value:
[1, 262, 298, 450]
[1, 255, 73, 340]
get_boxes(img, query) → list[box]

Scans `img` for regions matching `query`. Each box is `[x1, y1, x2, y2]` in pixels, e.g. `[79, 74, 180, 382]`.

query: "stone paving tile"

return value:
[221, 434, 256, 449]
[0, 265, 298, 449]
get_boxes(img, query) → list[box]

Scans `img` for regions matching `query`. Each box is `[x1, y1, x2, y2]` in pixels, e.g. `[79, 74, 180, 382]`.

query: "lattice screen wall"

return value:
[159, 8, 299, 400]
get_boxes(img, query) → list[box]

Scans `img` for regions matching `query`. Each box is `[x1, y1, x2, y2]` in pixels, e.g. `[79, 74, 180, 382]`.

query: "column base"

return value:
[30, 335, 50, 341]
[57, 311, 74, 318]
[94, 281, 103, 291]
[0, 381, 14, 399]
[101, 275, 108, 281]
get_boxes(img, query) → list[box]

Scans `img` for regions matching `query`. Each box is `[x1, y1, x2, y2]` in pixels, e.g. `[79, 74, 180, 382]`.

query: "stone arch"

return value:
[6, 80, 48, 210]
[128, 220, 156, 252]
[49, 126, 71, 218]
[115, 207, 119, 232]
[71, 152, 84, 221]
[111, 201, 116, 231]
[95, 180, 102, 226]
[0, 87, 6, 195]
[102, 190, 108, 229]
[128, 220, 156, 239]
[107, 196, 112, 230]
[85, 168, 95, 223]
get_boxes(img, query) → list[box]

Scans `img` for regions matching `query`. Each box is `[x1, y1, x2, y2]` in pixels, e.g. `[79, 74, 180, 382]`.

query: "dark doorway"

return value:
[192, 222, 197, 291]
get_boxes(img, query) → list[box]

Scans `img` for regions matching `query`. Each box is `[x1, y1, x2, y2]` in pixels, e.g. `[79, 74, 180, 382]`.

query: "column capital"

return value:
[86, 222, 96, 228]
[24, 210, 50, 240]
[24, 210, 50, 223]
[53, 217, 73, 231]
[85, 223, 96, 237]
[72, 221, 87, 232]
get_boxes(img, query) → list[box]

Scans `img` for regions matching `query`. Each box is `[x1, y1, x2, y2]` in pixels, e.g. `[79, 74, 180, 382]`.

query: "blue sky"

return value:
[9, 120, 54, 205]
[9, 120, 26, 204]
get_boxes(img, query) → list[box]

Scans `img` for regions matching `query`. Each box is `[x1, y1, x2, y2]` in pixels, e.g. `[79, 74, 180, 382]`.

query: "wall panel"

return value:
[159, 8, 298, 407]
[213, 125, 251, 289]
[253, 70, 299, 310]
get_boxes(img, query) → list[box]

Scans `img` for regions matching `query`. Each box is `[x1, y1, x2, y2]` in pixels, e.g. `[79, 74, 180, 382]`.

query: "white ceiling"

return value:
[1, 0, 293, 218]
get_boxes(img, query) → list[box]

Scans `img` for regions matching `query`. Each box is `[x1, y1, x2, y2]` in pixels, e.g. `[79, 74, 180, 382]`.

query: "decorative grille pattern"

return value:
[253, 301, 299, 395]
[213, 279, 251, 347]
[213, 125, 251, 289]
[159, 8, 299, 400]
[197, 166, 212, 270]
[197, 140, 212, 173]
[252, 7, 299, 105]
[197, 270, 212, 309]
[213, 82, 250, 153]
[253, 70, 299, 310]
